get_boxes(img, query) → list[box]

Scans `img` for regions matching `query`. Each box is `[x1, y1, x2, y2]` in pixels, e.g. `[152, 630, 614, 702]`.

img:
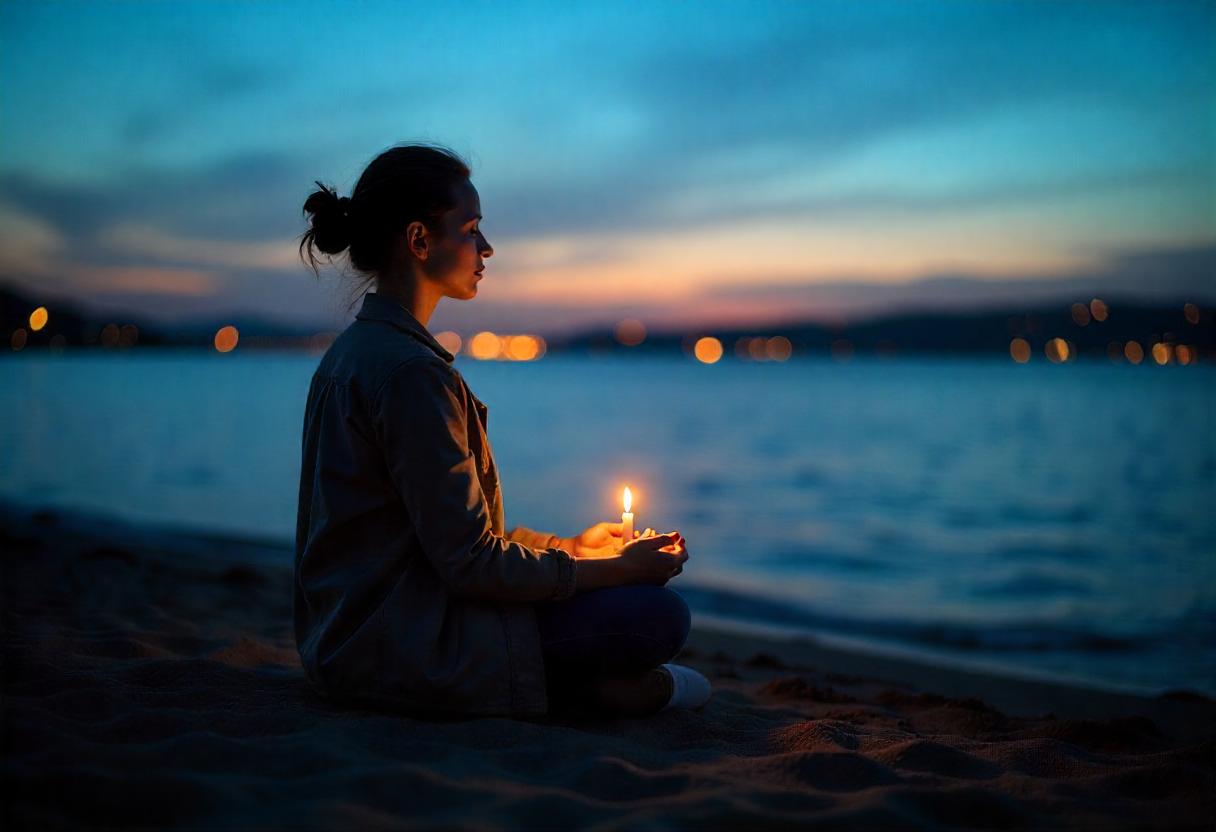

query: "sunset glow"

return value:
[0, 1, 1209, 333]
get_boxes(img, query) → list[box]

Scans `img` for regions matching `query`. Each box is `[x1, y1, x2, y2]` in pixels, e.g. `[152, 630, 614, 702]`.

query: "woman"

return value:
[294, 143, 711, 719]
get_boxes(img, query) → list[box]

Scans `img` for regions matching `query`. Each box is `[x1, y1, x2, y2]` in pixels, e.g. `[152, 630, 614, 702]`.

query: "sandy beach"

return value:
[3, 500, 1212, 830]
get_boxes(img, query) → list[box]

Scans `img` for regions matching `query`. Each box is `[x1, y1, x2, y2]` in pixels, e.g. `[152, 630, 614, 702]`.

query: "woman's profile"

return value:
[294, 143, 712, 719]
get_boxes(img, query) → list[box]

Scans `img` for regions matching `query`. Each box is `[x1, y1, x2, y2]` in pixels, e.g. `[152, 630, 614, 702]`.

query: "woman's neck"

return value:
[375, 278, 441, 328]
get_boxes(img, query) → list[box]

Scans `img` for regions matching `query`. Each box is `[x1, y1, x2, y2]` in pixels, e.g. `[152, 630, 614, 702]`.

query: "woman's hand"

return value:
[636, 527, 688, 577]
[618, 531, 688, 586]
[561, 521, 626, 559]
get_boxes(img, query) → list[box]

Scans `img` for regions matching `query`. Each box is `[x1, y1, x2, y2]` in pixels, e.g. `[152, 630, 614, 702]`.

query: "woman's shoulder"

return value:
[324, 321, 456, 389]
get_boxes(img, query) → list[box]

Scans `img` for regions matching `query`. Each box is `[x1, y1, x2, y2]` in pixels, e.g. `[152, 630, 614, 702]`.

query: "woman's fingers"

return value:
[639, 535, 679, 551]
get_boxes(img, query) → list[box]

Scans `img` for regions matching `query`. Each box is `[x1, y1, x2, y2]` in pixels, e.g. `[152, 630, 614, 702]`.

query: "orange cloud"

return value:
[70, 265, 218, 296]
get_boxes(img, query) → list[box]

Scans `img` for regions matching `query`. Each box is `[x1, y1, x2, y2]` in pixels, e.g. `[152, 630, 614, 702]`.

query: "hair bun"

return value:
[303, 181, 352, 255]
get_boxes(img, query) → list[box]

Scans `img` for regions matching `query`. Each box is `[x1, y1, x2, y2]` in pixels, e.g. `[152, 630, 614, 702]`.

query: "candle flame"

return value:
[623, 486, 632, 513]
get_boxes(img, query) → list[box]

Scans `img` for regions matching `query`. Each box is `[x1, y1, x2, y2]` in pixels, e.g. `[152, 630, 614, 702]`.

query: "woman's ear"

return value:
[405, 220, 428, 261]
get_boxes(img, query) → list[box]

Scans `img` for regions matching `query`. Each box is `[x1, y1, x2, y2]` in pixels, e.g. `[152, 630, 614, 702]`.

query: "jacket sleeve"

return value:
[506, 526, 565, 551]
[372, 357, 577, 603]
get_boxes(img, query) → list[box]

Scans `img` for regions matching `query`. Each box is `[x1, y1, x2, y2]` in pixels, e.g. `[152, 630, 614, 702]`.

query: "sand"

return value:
[3, 501, 1213, 830]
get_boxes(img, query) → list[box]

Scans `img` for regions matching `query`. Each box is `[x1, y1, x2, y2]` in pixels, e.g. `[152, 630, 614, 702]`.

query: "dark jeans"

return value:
[535, 585, 691, 712]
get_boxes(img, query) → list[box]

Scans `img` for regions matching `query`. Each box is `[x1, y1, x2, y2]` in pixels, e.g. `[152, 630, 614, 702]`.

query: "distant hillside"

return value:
[3, 282, 1212, 358]
[1, 284, 329, 350]
[551, 299, 1214, 360]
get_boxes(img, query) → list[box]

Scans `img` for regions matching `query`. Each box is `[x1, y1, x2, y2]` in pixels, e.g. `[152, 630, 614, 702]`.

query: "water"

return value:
[2, 350, 1213, 696]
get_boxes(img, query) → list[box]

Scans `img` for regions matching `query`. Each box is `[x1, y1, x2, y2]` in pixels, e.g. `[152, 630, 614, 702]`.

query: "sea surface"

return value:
[2, 350, 1213, 696]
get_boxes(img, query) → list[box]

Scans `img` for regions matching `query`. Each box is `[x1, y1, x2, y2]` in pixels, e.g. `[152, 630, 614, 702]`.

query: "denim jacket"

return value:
[294, 291, 578, 718]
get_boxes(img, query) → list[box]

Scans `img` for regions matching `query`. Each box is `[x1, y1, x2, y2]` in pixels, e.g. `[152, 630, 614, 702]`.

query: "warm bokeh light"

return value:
[214, 325, 239, 353]
[734, 337, 752, 359]
[505, 334, 540, 361]
[1009, 337, 1031, 363]
[1175, 344, 1193, 365]
[693, 336, 723, 364]
[28, 307, 48, 331]
[1124, 340, 1144, 364]
[1090, 298, 1108, 322]
[1151, 342, 1172, 365]
[623, 486, 632, 514]
[463, 331, 546, 361]
[766, 335, 792, 361]
[1184, 302, 1200, 325]
[469, 331, 502, 360]
[1045, 337, 1069, 363]
[11, 328, 28, 351]
[1070, 302, 1091, 326]
[100, 323, 120, 348]
[748, 337, 768, 361]
[831, 339, 854, 361]
[435, 330, 462, 355]
[615, 319, 646, 346]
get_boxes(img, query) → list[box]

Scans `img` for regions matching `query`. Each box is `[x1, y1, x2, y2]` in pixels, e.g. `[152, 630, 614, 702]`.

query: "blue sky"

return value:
[1, 0, 1213, 333]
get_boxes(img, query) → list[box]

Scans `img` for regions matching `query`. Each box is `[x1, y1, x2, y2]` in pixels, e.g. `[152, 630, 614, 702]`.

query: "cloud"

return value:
[700, 243, 1216, 323]
[81, 266, 219, 296]
[97, 223, 300, 271]
[0, 149, 314, 245]
[0, 201, 65, 275]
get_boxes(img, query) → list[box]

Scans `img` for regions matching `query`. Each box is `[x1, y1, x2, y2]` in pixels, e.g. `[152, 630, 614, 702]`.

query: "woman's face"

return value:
[421, 178, 493, 301]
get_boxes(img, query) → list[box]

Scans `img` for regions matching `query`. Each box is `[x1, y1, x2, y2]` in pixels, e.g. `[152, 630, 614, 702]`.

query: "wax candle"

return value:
[621, 486, 634, 550]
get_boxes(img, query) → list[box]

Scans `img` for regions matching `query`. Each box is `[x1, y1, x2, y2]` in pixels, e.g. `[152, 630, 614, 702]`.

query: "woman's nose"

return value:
[480, 237, 493, 258]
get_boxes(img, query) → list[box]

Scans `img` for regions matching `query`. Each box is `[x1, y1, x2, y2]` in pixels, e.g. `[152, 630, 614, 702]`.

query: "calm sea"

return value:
[2, 351, 1213, 696]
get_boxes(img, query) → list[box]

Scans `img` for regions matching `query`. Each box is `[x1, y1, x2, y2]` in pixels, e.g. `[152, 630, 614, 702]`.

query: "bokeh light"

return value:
[119, 324, 139, 348]
[1009, 337, 1031, 363]
[1151, 342, 1172, 365]
[10, 328, 28, 351]
[615, 319, 646, 346]
[1124, 341, 1144, 364]
[1090, 298, 1109, 322]
[28, 307, 48, 331]
[1070, 303, 1091, 326]
[766, 336, 792, 361]
[214, 325, 240, 353]
[1184, 303, 1200, 325]
[101, 324, 120, 348]
[469, 331, 502, 360]
[435, 330, 462, 355]
[1045, 337, 1069, 363]
[1175, 344, 1193, 365]
[693, 336, 723, 364]
[505, 335, 540, 361]
[748, 337, 768, 361]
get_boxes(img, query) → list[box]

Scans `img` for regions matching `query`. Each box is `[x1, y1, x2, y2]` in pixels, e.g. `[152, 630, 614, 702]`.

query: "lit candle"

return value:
[621, 486, 634, 551]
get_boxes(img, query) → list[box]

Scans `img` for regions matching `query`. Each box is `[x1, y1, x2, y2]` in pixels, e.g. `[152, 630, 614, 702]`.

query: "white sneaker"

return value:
[659, 663, 712, 711]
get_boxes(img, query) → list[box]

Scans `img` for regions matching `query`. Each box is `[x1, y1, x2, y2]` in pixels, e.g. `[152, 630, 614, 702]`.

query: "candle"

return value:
[621, 486, 634, 550]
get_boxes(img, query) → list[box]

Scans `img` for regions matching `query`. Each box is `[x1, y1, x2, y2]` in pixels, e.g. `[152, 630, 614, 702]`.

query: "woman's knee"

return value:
[650, 586, 691, 657]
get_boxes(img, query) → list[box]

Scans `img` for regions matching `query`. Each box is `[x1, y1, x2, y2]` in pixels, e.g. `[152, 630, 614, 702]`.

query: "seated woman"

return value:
[294, 143, 712, 719]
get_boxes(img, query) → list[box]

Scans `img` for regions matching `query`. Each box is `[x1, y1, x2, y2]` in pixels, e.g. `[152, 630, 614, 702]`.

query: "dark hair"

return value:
[299, 143, 472, 296]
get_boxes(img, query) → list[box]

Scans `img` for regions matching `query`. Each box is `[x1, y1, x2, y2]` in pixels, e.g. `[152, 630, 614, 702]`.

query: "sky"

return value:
[1, 0, 1213, 335]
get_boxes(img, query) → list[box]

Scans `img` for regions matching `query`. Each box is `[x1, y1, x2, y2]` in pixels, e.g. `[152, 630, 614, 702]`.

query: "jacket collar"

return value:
[355, 292, 455, 364]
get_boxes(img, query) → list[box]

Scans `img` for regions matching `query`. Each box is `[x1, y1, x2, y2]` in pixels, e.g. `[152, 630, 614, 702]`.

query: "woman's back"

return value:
[294, 291, 576, 718]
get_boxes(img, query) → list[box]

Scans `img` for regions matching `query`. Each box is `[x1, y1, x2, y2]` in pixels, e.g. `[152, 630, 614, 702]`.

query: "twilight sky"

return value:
[1, 0, 1213, 335]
